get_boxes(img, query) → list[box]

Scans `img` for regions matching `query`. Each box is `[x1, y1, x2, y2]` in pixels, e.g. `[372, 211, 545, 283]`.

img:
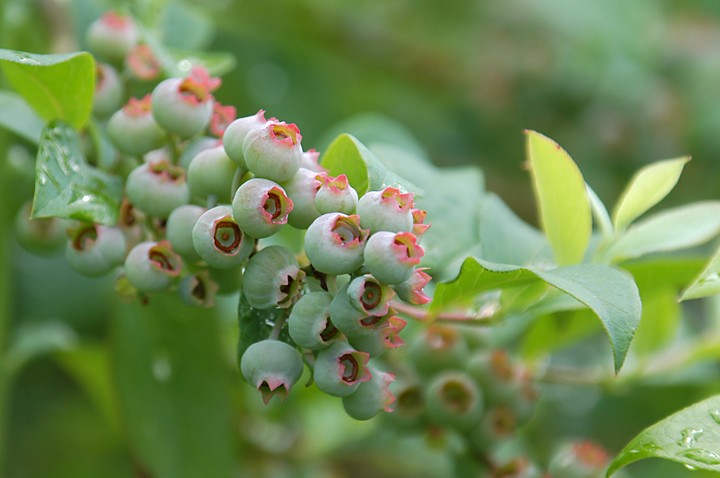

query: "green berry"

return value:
[347, 274, 395, 316]
[394, 267, 432, 305]
[347, 314, 406, 357]
[426, 371, 483, 430]
[281, 168, 322, 229]
[15, 202, 66, 255]
[386, 380, 426, 429]
[357, 187, 414, 234]
[407, 324, 469, 376]
[208, 264, 243, 295]
[125, 159, 189, 218]
[222, 110, 267, 169]
[86, 12, 138, 63]
[166, 205, 205, 262]
[288, 291, 341, 350]
[192, 205, 254, 269]
[314, 341, 371, 397]
[242, 245, 305, 309]
[124, 240, 182, 293]
[304, 213, 368, 275]
[179, 136, 220, 170]
[243, 121, 302, 182]
[187, 145, 238, 203]
[240, 339, 304, 404]
[315, 173, 358, 215]
[466, 349, 523, 406]
[178, 271, 218, 307]
[65, 223, 126, 277]
[342, 366, 396, 421]
[364, 231, 424, 285]
[107, 95, 166, 156]
[232, 178, 293, 238]
[548, 441, 610, 478]
[93, 63, 123, 118]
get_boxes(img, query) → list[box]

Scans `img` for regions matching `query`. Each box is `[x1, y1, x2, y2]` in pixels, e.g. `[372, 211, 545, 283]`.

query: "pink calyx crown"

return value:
[178, 67, 221, 104]
[268, 121, 302, 147]
[127, 44, 160, 80]
[380, 187, 414, 212]
[316, 173, 350, 193]
[210, 102, 237, 137]
[393, 232, 424, 265]
[100, 11, 133, 30]
[122, 95, 153, 117]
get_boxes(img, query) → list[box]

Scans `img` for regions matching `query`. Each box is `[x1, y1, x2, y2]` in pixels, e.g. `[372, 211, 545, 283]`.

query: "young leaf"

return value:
[604, 201, 720, 263]
[612, 157, 690, 232]
[0, 49, 95, 129]
[607, 394, 720, 476]
[0, 91, 44, 143]
[526, 130, 591, 266]
[31, 121, 122, 225]
[433, 257, 641, 372]
[680, 244, 720, 301]
[320, 133, 419, 196]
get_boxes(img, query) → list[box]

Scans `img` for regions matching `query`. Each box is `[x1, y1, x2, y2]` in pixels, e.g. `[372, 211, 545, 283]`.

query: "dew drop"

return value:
[152, 353, 172, 382]
[678, 448, 720, 466]
[709, 410, 720, 425]
[678, 428, 704, 447]
[684, 463, 697, 471]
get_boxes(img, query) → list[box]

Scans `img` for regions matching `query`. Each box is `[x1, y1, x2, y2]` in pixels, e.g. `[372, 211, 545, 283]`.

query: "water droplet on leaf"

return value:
[678, 428, 704, 447]
[709, 410, 720, 425]
[678, 448, 720, 466]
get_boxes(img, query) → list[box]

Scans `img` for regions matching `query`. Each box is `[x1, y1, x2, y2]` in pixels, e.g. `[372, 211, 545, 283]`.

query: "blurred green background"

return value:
[4, 0, 720, 477]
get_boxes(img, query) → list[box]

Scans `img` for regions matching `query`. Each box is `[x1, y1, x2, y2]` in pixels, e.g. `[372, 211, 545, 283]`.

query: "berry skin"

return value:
[304, 213, 368, 275]
[394, 267, 432, 305]
[86, 12, 138, 63]
[242, 245, 305, 309]
[466, 349, 523, 406]
[356, 187, 414, 234]
[151, 67, 220, 138]
[15, 202, 66, 255]
[281, 168, 322, 229]
[65, 223, 126, 277]
[313, 341, 372, 397]
[187, 145, 238, 203]
[548, 441, 610, 478]
[107, 96, 166, 156]
[387, 380, 426, 429]
[179, 136, 219, 170]
[178, 271, 218, 307]
[342, 367, 396, 421]
[347, 314, 406, 357]
[240, 340, 304, 404]
[93, 63, 123, 118]
[232, 178, 293, 238]
[124, 240, 182, 292]
[300, 148, 325, 172]
[222, 110, 267, 169]
[243, 121, 303, 182]
[288, 291, 342, 350]
[314, 173, 358, 215]
[166, 204, 205, 262]
[346, 274, 395, 316]
[192, 206, 254, 269]
[407, 324, 469, 376]
[364, 231, 424, 285]
[125, 159, 189, 218]
[425, 371, 483, 431]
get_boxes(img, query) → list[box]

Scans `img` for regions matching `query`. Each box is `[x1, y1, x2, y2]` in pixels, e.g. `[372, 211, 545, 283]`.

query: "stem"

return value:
[0, 132, 11, 476]
[230, 168, 243, 197]
[269, 313, 288, 341]
[390, 301, 496, 325]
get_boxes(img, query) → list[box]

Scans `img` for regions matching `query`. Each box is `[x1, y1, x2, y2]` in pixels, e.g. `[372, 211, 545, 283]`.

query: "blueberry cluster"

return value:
[18, 12, 434, 419]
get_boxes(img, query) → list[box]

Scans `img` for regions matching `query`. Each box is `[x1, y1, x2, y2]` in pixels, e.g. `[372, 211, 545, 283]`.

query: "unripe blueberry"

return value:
[86, 12, 138, 63]
[93, 63, 123, 118]
[342, 367, 396, 421]
[232, 178, 293, 238]
[240, 339, 304, 404]
[65, 223, 126, 277]
[426, 371, 483, 430]
[356, 187, 414, 234]
[179, 136, 220, 170]
[314, 173, 358, 215]
[281, 168, 322, 229]
[364, 231, 424, 285]
[387, 380, 426, 429]
[407, 324, 469, 376]
[222, 109, 267, 168]
[491, 457, 544, 478]
[329, 284, 394, 339]
[125, 44, 161, 81]
[468, 405, 519, 452]
[394, 267, 432, 305]
[192, 205, 254, 269]
[242, 245, 305, 309]
[466, 349, 523, 406]
[151, 67, 220, 138]
[243, 121, 302, 182]
[304, 213, 368, 275]
[288, 292, 342, 350]
[347, 275, 395, 316]
[107, 95, 166, 156]
[178, 271, 218, 307]
[15, 202, 66, 255]
[166, 204, 205, 261]
[125, 159, 189, 218]
[300, 148, 325, 172]
[208, 264, 243, 295]
[314, 341, 371, 397]
[124, 240, 182, 293]
[187, 146, 238, 203]
[548, 441, 610, 478]
[348, 315, 406, 357]
[209, 102, 236, 138]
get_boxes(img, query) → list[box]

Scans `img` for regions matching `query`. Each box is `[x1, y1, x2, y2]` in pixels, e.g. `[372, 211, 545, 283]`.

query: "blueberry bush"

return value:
[4, 1, 720, 477]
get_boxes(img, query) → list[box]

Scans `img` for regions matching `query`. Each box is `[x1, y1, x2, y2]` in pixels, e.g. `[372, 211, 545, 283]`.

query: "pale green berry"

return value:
[426, 371, 483, 431]
[343, 366, 396, 421]
[548, 441, 610, 478]
[93, 63, 123, 118]
[281, 168, 322, 229]
[124, 240, 182, 292]
[15, 202, 66, 255]
[107, 95, 166, 156]
[232, 178, 293, 238]
[125, 159, 189, 218]
[241, 339, 304, 404]
[315, 173, 358, 215]
[86, 12, 138, 63]
[314, 341, 371, 397]
[187, 146, 238, 203]
[357, 187, 414, 234]
[65, 223, 126, 277]
[178, 271, 218, 307]
[288, 291, 341, 350]
[304, 213, 368, 275]
[243, 121, 302, 182]
[166, 204, 205, 261]
[364, 231, 424, 285]
[242, 245, 305, 309]
[222, 110, 267, 169]
[407, 324, 469, 376]
[192, 205, 254, 269]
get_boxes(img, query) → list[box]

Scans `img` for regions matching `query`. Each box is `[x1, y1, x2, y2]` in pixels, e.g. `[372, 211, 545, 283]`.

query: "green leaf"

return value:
[31, 121, 122, 225]
[587, 184, 613, 240]
[433, 258, 641, 372]
[612, 157, 690, 232]
[0, 91, 44, 143]
[604, 201, 720, 263]
[522, 308, 600, 361]
[5, 321, 77, 375]
[607, 394, 720, 476]
[681, 245, 720, 301]
[526, 130, 592, 266]
[320, 133, 420, 197]
[113, 295, 236, 478]
[0, 49, 95, 129]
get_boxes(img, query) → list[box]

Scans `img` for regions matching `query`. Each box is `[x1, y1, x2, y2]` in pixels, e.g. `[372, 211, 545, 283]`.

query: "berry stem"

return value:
[269, 312, 289, 341]
[391, 301, 496, 325]
[230, 168, 243, 197]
